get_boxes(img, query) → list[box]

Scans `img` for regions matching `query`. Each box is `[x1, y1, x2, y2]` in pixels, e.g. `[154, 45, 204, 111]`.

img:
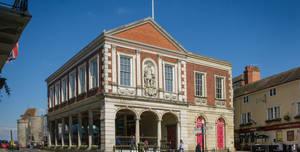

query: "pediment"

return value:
[105, 18, 186, 52]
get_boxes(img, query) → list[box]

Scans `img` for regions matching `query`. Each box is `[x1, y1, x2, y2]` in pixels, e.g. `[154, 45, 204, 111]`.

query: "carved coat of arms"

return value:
[143, 61, 157, 96]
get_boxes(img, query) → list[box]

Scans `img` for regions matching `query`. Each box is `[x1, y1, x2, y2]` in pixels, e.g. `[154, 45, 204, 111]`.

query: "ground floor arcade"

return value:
[47, 97, 234, 151]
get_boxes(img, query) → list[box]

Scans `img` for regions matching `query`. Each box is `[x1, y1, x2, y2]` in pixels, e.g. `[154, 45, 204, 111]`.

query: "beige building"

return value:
[234, 66, 300, 150]
[46, 18, 234, 151]
[17, 108, 46, 148]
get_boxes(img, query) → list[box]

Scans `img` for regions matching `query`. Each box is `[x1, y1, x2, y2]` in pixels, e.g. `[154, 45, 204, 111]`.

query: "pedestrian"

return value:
[195, 143, 201, 152]
[178, 139, 184, 152]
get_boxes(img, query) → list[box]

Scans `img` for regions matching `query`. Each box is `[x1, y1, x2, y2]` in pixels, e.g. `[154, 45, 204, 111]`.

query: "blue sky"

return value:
[0, 0, 299, 140]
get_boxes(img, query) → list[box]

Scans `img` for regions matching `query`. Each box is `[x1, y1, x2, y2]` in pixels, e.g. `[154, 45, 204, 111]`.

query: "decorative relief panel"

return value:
[118, 87, 136, 96]
[143, 60, 157, 97]
[195, 97, 207, 105]
[216, 100, 226, 107]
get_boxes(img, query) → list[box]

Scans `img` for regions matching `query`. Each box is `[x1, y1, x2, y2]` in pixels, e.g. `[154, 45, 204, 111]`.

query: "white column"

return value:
[77, 113, 82, 148]
[178, 61, 182, 101]
[54, 120, 58, 147]
[111, 45, 117, 93]
[48, 121, 52, 147]
[68, 116, 73, 148]
[135, 117, 140, 144]
[157, 119, 161, 149]
[61, 118, 65, 146]
[88, 110, 93, 149]
[158, 56, 164, 98]
[136, 50, 142, 96]
[177, 121, 181, 149]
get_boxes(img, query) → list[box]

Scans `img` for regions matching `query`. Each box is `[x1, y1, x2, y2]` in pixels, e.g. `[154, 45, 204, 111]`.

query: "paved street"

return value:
[0, 149, 50, 152]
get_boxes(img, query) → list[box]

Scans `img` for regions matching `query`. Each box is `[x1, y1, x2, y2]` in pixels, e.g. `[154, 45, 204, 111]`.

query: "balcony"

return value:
[0, 0, 31, 70]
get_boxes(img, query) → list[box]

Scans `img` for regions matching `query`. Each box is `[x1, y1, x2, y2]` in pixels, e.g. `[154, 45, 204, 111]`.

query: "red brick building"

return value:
[46, 18, 234, 151]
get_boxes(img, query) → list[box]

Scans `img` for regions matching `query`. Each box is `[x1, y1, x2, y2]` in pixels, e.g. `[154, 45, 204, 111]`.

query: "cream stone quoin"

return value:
[46, 18, 234, 152]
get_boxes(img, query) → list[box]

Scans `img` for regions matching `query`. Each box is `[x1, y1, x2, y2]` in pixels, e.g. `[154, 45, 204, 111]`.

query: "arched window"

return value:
[216, 118, 225, 149]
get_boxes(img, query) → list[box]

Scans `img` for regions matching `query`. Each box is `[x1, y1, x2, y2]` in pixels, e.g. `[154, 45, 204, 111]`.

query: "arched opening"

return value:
[161, 112, 178, 150]
[196, 116, 206, 150]
[115, 109, 136, 147]
[216, 118, 225, 150]
[140, 111, 158, 147]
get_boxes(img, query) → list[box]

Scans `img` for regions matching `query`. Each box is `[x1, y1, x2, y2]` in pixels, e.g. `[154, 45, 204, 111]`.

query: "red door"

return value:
[217, 118, 225, 149]
[167, 125, 177, 149]
[196, 117, 205, 149]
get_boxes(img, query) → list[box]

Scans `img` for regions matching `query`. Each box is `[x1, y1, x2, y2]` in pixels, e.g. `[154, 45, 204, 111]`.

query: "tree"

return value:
[0, 76, 11, 98]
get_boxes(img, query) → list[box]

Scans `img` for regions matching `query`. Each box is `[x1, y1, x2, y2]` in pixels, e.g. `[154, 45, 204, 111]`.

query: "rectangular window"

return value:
[195, 72, 205, 97]
[297, 103, 300, 115]
[69, 72, 76, 98]
[268, 106, 280, 120]
[270, 88, 276, 96]
[61, 78, 67, 102]
[55, 83, 60, 105]
[243, 96, 249, 103]
[215, 76, 225, 99]
[78, 65, 86, 94]
[165, 64, 174, 92]
[241, 112, 251, 124]
[49, 86, 54, 108]
[89, 58, 98, 89]
[120, 55, 131, 86]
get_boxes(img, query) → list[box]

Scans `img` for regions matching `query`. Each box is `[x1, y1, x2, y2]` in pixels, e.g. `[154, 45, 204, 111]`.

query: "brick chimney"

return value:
[244, 66, 260, 84]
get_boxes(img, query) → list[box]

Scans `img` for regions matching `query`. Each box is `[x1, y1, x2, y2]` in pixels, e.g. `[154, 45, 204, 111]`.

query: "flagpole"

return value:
[152, 0, 154, 20]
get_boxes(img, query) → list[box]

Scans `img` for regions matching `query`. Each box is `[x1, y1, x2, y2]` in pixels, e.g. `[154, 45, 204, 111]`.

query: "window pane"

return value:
[216, 77, 224, 99]
[120, 56, 131, 86]
[90, 59, 98, 89]
[79, 66, 86, 93]
[165, 64, 173, 92]
[195, 73, 204, 96]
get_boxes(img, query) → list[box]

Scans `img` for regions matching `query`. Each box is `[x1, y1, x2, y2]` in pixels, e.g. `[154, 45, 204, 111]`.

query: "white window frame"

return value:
[194, 71, 207, 97]
[267, 106, 280, 120]
[162, 61, 177, 93]
[297, 102, 300, 115]
[61, 76, 68, 103]
[49, 86, 54, 108]
[243, 96, 249, 103]
[54, 82, 60, 106]
[117, 52, 135, 87]
[241, 112, 251, 124]
[78, 63, 87, 94]
[270, 88, 277, 96]
[215, 75, 226, 100]
[89, 55, 99, 90]
[69, 70, 77, 99]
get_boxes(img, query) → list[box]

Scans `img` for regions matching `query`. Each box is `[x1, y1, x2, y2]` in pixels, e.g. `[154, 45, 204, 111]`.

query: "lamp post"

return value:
[201, 126, 204, 152]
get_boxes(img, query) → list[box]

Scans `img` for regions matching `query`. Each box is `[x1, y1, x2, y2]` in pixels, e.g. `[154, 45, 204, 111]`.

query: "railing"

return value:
[116, 136, 136, 147]
[140, 136, 157, 148]
[0, 0, 28, 12]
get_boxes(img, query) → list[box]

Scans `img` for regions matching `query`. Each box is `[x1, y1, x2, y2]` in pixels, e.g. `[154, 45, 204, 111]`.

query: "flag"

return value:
[8, 42, 19, 61]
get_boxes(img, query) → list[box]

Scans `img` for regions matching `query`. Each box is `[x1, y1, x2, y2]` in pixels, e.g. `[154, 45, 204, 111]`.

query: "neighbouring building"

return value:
[0, 0, 31, 71]
[234, 66, 300, 151]
[17, 108, 46, 148]
[46, 18, 234, 151]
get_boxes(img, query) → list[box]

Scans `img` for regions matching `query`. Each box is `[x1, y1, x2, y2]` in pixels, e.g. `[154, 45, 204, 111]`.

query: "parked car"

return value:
[0, 140, 9, 149]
